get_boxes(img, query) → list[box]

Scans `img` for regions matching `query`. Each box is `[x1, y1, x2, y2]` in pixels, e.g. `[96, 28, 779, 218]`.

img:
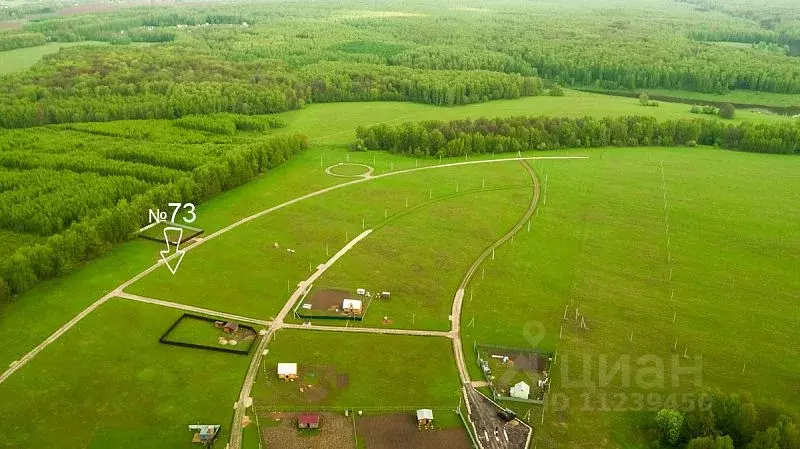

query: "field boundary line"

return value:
[116, 292, 272, 326]
[282, 323, 451, 337]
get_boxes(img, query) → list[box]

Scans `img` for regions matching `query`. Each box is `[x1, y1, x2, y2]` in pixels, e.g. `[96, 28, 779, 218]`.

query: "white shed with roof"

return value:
[510, 381, 530, 399]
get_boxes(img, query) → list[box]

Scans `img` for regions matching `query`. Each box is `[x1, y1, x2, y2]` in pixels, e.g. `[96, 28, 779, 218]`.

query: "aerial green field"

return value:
[252, 329, 461, 408]
[274, 91, 789, 146]
[2, 2, 800, 448]
[460, 146, 800, 448]
[125, 161, 534, 320]
[303, 183, 532, 331]
[0, 298, 250, 449]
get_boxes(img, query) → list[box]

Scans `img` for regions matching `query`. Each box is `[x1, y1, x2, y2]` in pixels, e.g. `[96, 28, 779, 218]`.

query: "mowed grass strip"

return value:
[252, 329, 461, 408]
[459, 147, 800, 448]
[125, 161, 534, 319]
[0, 298, 252, 449]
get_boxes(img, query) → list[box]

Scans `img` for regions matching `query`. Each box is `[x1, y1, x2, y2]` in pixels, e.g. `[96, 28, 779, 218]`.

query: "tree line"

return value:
[0, 32, 47, 51]
[649, 391, 799, 449]
[0, 46, 542, 128]
[354, 115, 800, 156]
[0, 133, 308, 301]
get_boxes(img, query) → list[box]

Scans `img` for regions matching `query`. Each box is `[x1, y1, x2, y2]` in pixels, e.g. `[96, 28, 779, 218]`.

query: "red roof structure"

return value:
[298, 413, 320, 425]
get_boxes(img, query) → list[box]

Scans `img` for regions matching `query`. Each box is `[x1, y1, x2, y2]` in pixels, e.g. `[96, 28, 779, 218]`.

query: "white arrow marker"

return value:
[160, 226, 186, 275]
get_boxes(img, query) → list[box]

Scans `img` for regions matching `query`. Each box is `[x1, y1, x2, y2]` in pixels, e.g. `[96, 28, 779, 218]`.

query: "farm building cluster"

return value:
[295, 286, 391, 320]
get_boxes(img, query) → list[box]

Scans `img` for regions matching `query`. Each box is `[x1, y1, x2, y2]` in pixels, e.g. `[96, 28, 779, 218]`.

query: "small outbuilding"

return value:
[277, 363, 298, 380]
[416, 409, 434, 425]
[222, 322, 239, 334]
[510, 381, 530, 399]
[380, 291, 391, 299]
[342, 299, 362, 315]
[356, 288, 366, 295]
[298, 413, 320, 429]
[188, 424, 220, 445]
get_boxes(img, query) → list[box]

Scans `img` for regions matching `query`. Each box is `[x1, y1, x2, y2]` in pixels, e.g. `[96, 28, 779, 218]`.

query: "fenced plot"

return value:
[356, 414, 472, 449]
[475, 343, 553, 404]
[138, 221, 203, 244]
[159, 314, 257, 355]
[293, 287, 368, 321]
[259, 411, 355, 449]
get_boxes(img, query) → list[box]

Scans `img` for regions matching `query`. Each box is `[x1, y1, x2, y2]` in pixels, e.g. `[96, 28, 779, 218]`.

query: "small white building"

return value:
[277, 363, 298, 380]
[356, 288, 366, 295]
[416, 409, 434, 425]
[342, 299, 363, 315]
[510, 381, 530, 399]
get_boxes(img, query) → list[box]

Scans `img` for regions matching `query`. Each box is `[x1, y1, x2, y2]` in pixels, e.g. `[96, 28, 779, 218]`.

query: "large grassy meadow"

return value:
[125, 161, 534, 320]
[0, 298, 250, 449]
[1, 92, 797, 449]
[459, 146, 800, 447]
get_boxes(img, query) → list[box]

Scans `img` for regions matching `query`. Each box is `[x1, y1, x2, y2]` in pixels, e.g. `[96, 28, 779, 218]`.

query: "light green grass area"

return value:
[328, 163, 372, 176]
[126, 161, 533, 320]
[0, 239, 158, 369]
[0, 298, 250, 449]
[252, 329, 461, 408]
[0, 41, 108, 74]
[459, 146, 800, 447]
[276, 90, 790, 146]
[300, 182, 532, 331]
[588, 87, 800, 108]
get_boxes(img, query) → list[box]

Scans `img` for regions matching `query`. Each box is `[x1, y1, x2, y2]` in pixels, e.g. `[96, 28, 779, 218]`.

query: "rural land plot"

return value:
[125, 162, 534, 319]
[251, 329, 462, 408]
[299, 184, 533, 331]
[0, 298, 251, 449]
[458, 147, 800, 448]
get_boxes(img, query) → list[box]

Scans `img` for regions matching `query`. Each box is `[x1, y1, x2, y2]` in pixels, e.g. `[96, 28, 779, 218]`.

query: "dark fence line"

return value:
[159, 313, 257, 355]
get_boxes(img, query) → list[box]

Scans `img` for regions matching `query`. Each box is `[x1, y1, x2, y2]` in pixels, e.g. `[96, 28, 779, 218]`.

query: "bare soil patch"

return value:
[509, 352, 549, 374]
[261, 412, 354, 449]
[308, 288, 351, 311]
[356, 414, 472, 449]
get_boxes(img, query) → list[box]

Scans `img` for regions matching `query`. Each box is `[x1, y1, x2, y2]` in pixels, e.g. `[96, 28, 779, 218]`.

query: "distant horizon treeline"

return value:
[0, 47, 543, 129]
[354, 115, 800, 156]
[0, 133, 308, 302]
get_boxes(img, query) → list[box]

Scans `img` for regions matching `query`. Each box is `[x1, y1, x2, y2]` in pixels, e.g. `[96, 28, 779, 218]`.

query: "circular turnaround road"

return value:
[324, 162, 374, 178]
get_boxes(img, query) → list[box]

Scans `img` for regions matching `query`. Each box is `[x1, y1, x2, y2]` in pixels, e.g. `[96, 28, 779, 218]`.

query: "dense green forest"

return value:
[355, 116, 800, 156]
[0, 114, 307, 300]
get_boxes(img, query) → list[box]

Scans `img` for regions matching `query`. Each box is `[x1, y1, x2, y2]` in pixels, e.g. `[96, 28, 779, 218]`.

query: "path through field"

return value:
[0, 154, 585, 449]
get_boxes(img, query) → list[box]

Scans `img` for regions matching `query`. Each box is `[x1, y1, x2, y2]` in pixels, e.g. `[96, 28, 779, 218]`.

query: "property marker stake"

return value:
[559, 325, 563, 340]
[326, 243, 329, 256]
[492, 248, 495, 260]
[481, 267, 485, 280]
[563, 305, 568, 320]
[630, 331, 634, 343]
[669, 268, 673, 281]
[672, 312, 676, 323]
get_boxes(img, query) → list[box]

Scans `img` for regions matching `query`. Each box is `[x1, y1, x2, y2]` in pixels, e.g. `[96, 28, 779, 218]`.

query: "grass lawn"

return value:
[0, 42, 109, 74]
[584, 86, 800, 108]
[252, 329, 461, 408]
[0, 298, 250, 449]
[459, 146, 800, 448]
[125, 161, 534, 320]
[299, 182, 532, 331]
[328, 162, 372, 176]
